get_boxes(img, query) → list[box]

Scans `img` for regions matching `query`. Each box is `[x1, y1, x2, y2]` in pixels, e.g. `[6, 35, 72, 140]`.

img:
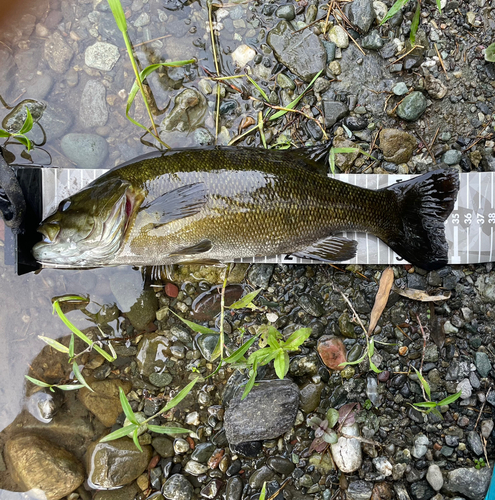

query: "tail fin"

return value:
[382, 168, 459, 271]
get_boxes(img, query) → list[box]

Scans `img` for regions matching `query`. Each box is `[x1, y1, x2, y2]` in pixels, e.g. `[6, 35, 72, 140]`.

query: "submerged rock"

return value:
[85, 41, 120, 71]
[44, 31, 74, 73]
[224, 379, 299, 445]
[267, 20, 326, 82]
[2, 99, 46, 132]
[60, 133, 109, 169]
[86, 438, 152, 489]
[80, 79, 108, 128]
[161, 88, 207, 132]
[5, 434, 84, 500]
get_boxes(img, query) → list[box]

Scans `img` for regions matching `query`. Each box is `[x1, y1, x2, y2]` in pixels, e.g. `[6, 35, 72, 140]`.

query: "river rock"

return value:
[347, 480, 373, 500]
[247, 264, 274, 289]
[127, 288, 158, 331]
[299, 382, 324, 413]
[78, 379, 132, 427]
[39, 104, 74, 140]
[80, 79, 108, 128]
[426, 464, 443, 491]
[317, 336, 347, 370]
[231, 44, 256, 67]
[345, 0, 376, 33]
[330, 422, 362, 473]
[224, 379, 299, 445]
[425, 74, 448, 99]
[2, 99, 46, 132]
[136, 333, 171, 377]
[379, 128, 417, 164]
[60, 133, 109, 168]
[162, 474, 194, 500]
[5, 434, 84, 500]
[322, 100, 349, 127]
[267, 20, 326, 82]
[86, 438, 152, 489]
[44, 31, 74, 73]
[94, 483, 140, 500]
[396, 91, 428, 121]
[445, 467, 492, 500]
[475, 352, 492, 377]
[328, 25, 349, 48]
[85, 41, 120, 71]
[161, 88, 207, 132]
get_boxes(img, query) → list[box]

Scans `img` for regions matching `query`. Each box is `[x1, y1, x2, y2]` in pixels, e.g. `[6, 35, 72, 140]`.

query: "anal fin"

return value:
[293, 236, 357, 262]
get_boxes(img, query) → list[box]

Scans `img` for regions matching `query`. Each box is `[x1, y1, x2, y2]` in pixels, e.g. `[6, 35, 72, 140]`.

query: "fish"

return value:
[32, 146, 459, 271]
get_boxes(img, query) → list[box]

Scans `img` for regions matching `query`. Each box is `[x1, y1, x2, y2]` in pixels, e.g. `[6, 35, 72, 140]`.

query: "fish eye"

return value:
[59, 200, 71, 212]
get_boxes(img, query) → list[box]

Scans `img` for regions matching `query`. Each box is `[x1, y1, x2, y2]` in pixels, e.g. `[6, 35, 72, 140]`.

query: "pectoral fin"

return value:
[142, 183, 206, 227]
[169, 239, 213, 256]
[294, 236, 357, 262]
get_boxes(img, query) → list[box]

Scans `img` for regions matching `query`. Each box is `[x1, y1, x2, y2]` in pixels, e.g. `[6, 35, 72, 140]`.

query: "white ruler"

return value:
[41, 169, 495, 266]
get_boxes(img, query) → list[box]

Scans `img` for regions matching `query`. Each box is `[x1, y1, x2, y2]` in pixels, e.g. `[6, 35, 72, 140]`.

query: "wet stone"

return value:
[60, 133, 108, 169]
[267, 456, 295, 476]
[85, 41, 120, 71]
[379, 128, 417, 164]
[26, 389, 63, 423]
[44, 31, 74, 73]
[276, 73, 296, 90]
[249, 465, 275, 489]
[184, 460, 208, 476]
[39, 104, 74, 140]
[322, 41, 337, 63]
[347, 480, 373, 500]
[298, 294, 324, 317]
[152, 436, 174, 458]
[5, 434, 84, 500]
[299, 382, 324, 413]
[426, 464, 443, 491]
[275, 5, 295, 20]
[345, 0, 376, 33]
[267, 20, 326, 82]
[412, 434, 429, 458]
[328, 25, 349, 48]
[224, 379, 299, 445]
[161, 88, 207, 132]
[247, 264, 274, 289]
[475, 352, 491, 377]
[162, 474, 194, 500]
[331, 423, 362, 473]
[174, 438, 190, 454]
[361, 31, 384, 50]
[396, 91, 428, 121]
[456, 378, 472, 399]
[2, 99, 46, 133]
[410, 481, 435, 500]
[80, 79, 108, 128]
[225, 476, 243, 500]
[191, 442, 216, 462]
[197, 334, 220, 362]
[201, 479, 222, 499]
[136, 333, 171, 377]
[149, 372, 173, 388]
[442, 150, 462, 165]
[317, 336, 347, 371]
[466, 431, 483, 456]
[322, 100, 349, 128]
[446, 467, 492, 500]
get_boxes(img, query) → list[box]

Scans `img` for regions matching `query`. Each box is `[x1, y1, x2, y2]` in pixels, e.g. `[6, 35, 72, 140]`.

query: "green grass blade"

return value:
[132, 428, 143, 452]
[38, 336, 70, 354]
[107, 0, 127, 33]
[338, 354, 367, 367]
[53, 300, 93, 345]
[413, 401, 437, 408]
[119, 386, 138, 424]
[224, 335, 259, 363]
[18, 107, 33, 134]
[14, 135, 32, 151]
[413, 367, 431, 399]
[171, 310, 217, 334]
[435, 0, 442, 13]
[369, 360, 382, 374]
[69, 334, 75, 359]
[161, 377, 198, 414]
[0, 130, 10, 138]
[25, 375, 51, 388]
[410, 1, 421, 45]
[246, 75, 269, 102]
[242, 362, 257, 400]
[72, 362, 93, 392]
[92, 343, 116, 362]
[438, 391, 462, 406]
[329, 148, 336, 174]
[147, 425, 190, 434]
[380, 0, 410, 25]
[260, 482, 267, 500]
[229, 289, 262, 310]
[269, 70, 322, 121]
[368, 338, 375, 357]
[56, 384, 85, 391]
[100, 424, 138, 442]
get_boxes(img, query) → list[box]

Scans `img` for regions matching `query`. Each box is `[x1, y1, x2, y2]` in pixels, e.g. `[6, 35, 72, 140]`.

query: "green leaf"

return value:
[171, 311, 217, 335]
[329, 147, 336, 175]
[332, 147, 359, 154]
[53, 300, 94, 345]
[161, 377, 198, 414]
[38, 336, 70, 354]
[431, 407, 443, 420]
[72, 362, 93, 392]
[369, 361, 382, 374]
[132, 428, 143, 452]
[410, 1, 421, 45]
[69, 334, 75, 359]
[274, 349, 290, 379]
[413, 367, 431, 399]
[283, 328, 312, 350]
[247, 346, 276, 366]
[338, 354, 367, 367]
[107, 0, 127, 33]
[92, 343, 116, 363]
[379, 0, 410, 25]
[413, 401, 437, 409]
[228, 289, 262, 310]
[269, 70, 322, 121]
[0, 129, 10, 137]
[438, 391, 462, 406]
[19, 107, 33, 134]
[326, 408, 339, 428]
[119, 386, 138, 424]
[259, 482, 267, 500]
[14, 135, 32, 151]
[25, 375, 51, 388]
[242, 365, 257, 400]
[56, 384, 85, 391]
[435, 0, 442, 13]
[100, 424, 138, 442]
[266, 326, 281, 348]
[368, 338, 375, 357]
[224, 335, 259, 363]
[246, 75, 269, 102]
[323, 429, 338, 444]
[485, 43, 495, 62]
[147, 425, 190, 434]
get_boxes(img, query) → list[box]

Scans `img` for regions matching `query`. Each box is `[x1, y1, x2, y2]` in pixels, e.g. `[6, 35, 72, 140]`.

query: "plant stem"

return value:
[219, 263, 231, 360]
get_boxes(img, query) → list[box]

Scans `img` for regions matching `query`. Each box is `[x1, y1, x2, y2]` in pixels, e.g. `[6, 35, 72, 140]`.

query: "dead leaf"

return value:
[368, 267, 394, 336]
[392, 285, 451, 302]
[338, 402, 360, 426]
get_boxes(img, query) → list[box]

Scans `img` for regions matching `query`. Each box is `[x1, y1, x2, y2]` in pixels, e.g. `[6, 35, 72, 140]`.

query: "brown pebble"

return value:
[186, 436, 195, 449]
[371, 482, 393, 500]
[165, 283, 179, 298]
[433, 442, 442, 451]
[317, 336, 347, 371]
[399, 346, 408, 356]
[207, 448, 225, 469]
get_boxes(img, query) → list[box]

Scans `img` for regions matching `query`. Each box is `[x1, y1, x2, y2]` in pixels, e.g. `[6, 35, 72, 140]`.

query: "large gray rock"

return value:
[44, 31, 74, 73]
[5, 434, 84, 500]
[345, 0, 376, 33]
[267, 20, 326, 82]
[60, 133, 109, 169]
[162, 474, 194, 500]
[224, 379, 299, 445]
[80, 79, 108, 128]
[86, 438, 153, 489]
[85, 42, 120, 71]
[445, 467, 492, 500]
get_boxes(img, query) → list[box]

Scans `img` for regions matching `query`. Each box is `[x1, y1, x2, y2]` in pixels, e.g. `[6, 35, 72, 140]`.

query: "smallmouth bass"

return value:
[32, 146, 459, 270]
